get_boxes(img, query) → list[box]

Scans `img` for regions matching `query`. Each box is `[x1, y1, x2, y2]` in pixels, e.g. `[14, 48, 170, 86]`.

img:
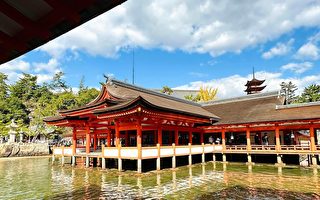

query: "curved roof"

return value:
[100, 79, 220, 120]
[203, 92, 320, 125]
[44, 79, 220, 123]
[0, 0, 126, 64]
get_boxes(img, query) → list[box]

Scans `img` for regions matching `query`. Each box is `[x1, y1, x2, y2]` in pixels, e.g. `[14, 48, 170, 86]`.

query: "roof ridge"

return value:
[276, 101, 320, 109]
[201, 91, 279, 106]
[109, 79, 202, 107]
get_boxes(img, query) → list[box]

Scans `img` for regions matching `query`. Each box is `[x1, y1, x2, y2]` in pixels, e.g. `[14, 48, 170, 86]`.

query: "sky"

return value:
[1, 0, 320, 99]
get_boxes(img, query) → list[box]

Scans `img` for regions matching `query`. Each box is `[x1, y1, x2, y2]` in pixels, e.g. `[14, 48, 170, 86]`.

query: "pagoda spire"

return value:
[253, 67, 255, 79]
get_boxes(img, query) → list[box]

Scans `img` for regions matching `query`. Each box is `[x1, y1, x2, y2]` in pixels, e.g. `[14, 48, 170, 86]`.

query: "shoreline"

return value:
[0, 155, 52, 161]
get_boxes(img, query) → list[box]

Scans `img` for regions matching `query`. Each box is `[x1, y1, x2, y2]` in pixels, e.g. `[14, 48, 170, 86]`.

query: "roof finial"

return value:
[253, 67, 255, 79]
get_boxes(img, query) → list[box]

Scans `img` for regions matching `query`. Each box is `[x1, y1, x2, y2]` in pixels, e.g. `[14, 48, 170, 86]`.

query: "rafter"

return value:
[0, 1, 49, 38]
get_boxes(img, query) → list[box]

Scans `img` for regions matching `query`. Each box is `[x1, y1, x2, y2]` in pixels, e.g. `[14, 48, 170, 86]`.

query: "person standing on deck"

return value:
[262, 133, 269, 145]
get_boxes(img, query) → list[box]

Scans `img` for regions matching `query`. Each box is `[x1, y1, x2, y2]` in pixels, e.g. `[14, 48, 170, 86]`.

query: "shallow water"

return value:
[0, 157, 319, 199]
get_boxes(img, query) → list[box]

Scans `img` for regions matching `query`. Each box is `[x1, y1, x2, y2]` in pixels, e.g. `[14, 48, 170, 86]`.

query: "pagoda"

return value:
[244, 68, 266, 95]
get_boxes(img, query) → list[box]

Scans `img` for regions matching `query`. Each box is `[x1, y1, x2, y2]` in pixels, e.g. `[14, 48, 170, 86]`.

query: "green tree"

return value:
[0, 73, 8, 99]
[280, 81, 297, 105]
[297, 84, 320, 103]
[76, 76, 99, 106]
[160, 86, 173, 95]
[50, 71, 69, 92]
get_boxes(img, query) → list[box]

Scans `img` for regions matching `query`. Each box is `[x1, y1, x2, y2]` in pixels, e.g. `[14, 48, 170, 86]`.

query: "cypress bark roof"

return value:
[44, 79, 220, 123]
[97, 79, 220, 120]
[203, 92, 320, 125]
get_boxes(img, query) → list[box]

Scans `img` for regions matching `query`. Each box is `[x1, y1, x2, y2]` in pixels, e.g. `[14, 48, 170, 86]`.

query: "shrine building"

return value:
[45, 78, 320, 172]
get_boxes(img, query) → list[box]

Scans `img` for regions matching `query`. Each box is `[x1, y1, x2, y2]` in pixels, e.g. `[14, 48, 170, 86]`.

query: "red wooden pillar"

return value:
[221, 129, 226, 150]
[174, 129, 179, 145]
[85, 125, 90, 154]
[72, 127, 77, 155]
[115, 121, 120, 147]
[275, 125, 280, 151]
[189, 131, 192, 144]
[310, 125, 316, 151]
[125, 131, 129, 147]
[158, 127, 162, 145]
[112, 131, 115, 146]
[246, 127, 251, 150]
[93, 132, 97, 151]
[137, 125, 142, 147]
[154, 130, 157, 145]
[107, 130, 111, 147]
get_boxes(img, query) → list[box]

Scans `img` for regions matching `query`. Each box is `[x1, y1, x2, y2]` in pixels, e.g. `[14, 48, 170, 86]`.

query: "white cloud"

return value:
[38, 0, 320, 59]
[295, 42, 320, 60]
[174, 70, 320, 99]
[0, 58, 61, 84]
[33, 58, 61, 73]
[0, 59, 30, 73]
[295, 32, 320, 60]
[280, 62, 313, 74]
[262, 39, 294, 59]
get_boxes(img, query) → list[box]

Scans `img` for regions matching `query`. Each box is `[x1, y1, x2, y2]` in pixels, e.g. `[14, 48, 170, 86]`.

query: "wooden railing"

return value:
[53, 144, 317, 158]
[280, 145, 310, 151]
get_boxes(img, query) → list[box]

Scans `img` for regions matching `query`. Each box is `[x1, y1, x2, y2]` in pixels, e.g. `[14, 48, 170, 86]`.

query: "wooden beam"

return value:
[44, 0, 80, 24]
[0, 1, 49, 38]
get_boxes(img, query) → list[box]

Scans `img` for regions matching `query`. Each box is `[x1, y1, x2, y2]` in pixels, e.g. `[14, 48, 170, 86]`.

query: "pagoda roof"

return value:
[245, 78, 265, 86]
[244, 85, 267, 92]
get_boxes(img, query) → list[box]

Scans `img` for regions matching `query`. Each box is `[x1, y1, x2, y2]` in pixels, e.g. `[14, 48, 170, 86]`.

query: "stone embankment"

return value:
[0, 143, 50, 157]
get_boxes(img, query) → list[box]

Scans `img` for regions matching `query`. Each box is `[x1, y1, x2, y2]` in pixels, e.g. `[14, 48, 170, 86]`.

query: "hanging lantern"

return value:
[230, 133, 234, 140]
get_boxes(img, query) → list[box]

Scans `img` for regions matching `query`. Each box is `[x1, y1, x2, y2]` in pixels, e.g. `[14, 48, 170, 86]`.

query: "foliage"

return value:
[184, 86, 218, 102]
[296, 84, 320, 103]
[160, 86, 173, 95]
[280, 81, 297, 105]
[0, 72, 99, 140]
[198, 86, 218, 102]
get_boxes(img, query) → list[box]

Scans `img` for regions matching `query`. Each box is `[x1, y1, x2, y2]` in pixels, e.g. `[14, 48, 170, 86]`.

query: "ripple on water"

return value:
[0, 158, 320, 199]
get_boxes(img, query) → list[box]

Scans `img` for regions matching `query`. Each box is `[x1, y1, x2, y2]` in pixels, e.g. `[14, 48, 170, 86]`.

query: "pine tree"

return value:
[297, 84, 320, 103]
[280, 81, 297, 104]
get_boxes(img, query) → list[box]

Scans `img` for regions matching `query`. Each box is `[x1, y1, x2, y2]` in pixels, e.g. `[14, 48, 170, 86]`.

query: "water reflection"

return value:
[0, 157, 320, 199]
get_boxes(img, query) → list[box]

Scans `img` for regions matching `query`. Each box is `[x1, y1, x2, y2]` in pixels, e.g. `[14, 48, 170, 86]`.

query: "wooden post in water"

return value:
[156, 143, 161, 170]
[101, 144, 106, 169]
[52, 146, 55, 164]
[118, 143, 122, 172]
[86, 156, 90, 168]
[172, 143, 176, 169]
[61, 145, 65, 166]
[188, 143, 192, 166]
[201, 143, 205, 163]
[312, 155, 318, 168]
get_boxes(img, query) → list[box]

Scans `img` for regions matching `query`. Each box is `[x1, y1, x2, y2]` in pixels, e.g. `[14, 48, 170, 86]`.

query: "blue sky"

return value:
[1, 1, 320, 98]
